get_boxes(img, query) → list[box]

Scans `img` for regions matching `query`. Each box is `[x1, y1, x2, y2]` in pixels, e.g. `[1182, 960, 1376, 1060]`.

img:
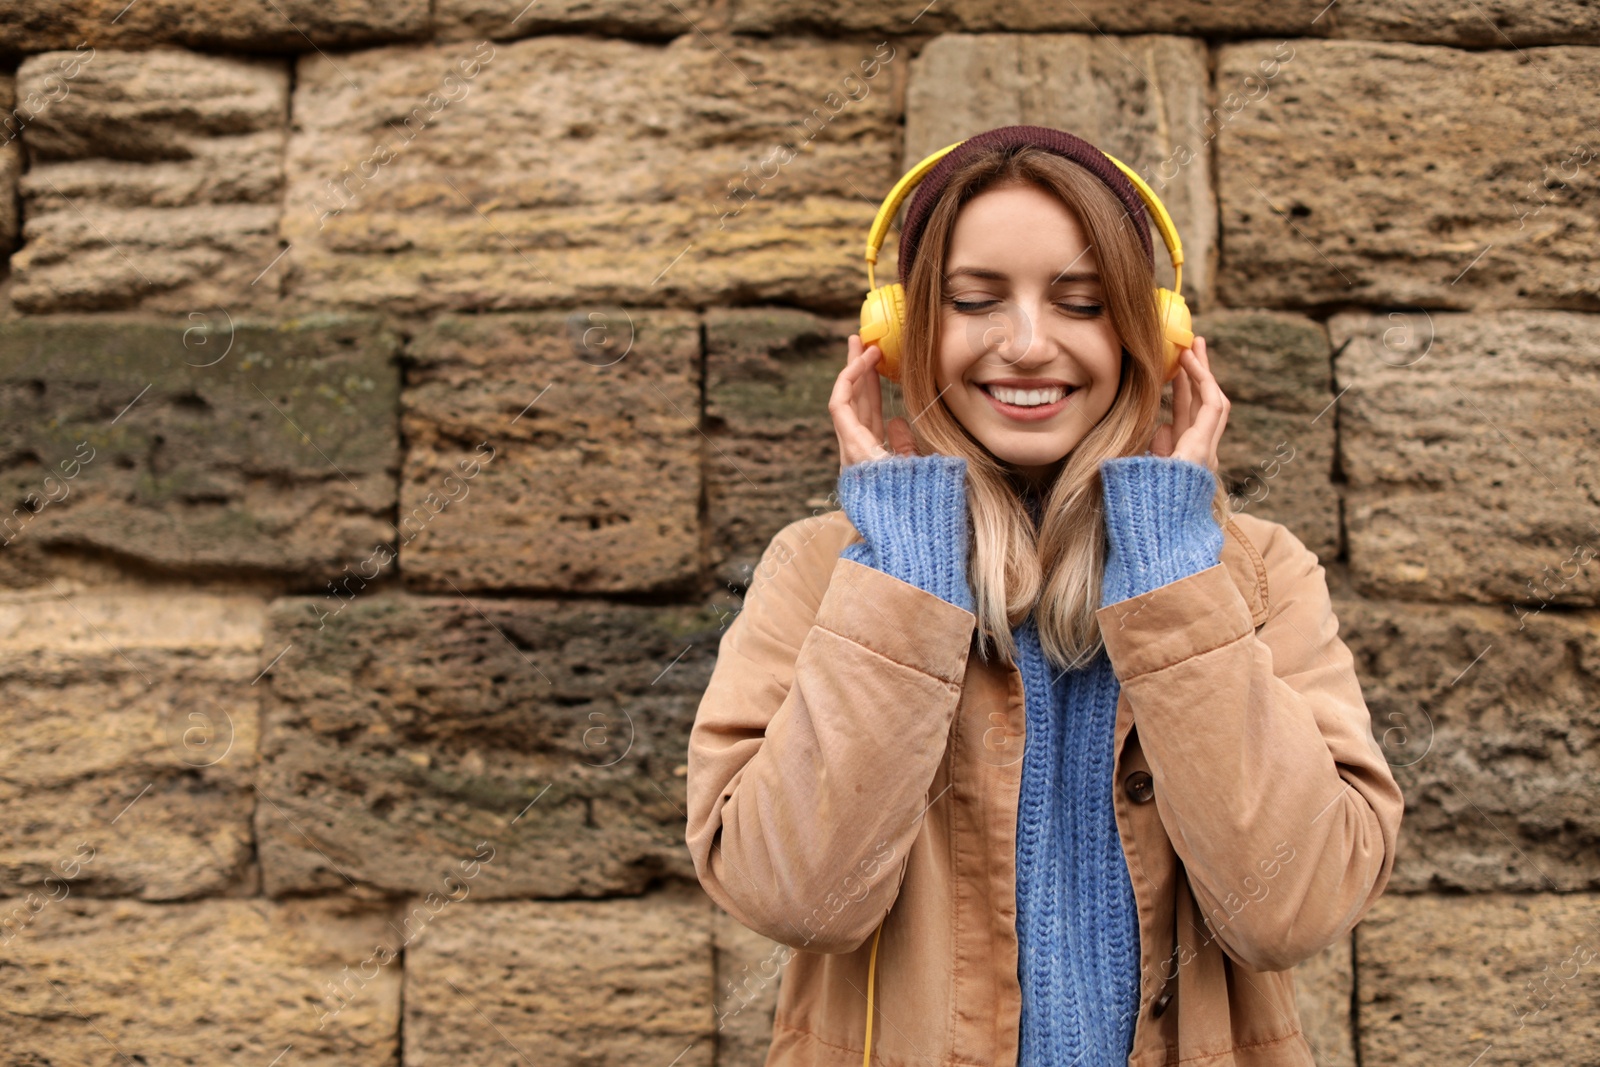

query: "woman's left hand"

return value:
[1150, 335, 1230, 473]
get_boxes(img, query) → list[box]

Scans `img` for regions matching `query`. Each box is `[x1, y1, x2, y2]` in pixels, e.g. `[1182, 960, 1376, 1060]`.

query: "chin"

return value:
[980, 434, 1079, 473]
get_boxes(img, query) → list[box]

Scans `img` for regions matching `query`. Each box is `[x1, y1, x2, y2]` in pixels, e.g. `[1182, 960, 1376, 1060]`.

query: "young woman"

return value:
[685, 125, 1404, 1067]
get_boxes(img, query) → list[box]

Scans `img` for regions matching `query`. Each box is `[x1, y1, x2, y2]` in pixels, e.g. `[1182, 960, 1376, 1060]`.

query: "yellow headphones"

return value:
[858, 140, 1195, 384]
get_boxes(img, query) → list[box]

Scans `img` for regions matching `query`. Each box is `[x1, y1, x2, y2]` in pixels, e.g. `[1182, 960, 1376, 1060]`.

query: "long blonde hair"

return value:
[896, 145, 1231, 669]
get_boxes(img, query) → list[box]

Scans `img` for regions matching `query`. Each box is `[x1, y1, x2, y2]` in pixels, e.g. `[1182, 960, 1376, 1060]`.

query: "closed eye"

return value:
[945, 298, 1103, 316]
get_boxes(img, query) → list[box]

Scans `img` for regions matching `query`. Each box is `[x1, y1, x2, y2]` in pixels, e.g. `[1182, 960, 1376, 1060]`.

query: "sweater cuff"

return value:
[1099, 455, 1224, 607]
[837, 454, 974, 613]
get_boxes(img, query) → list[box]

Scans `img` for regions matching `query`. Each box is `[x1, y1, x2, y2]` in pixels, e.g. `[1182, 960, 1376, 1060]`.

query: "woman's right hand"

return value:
[829, 333, 918, 472]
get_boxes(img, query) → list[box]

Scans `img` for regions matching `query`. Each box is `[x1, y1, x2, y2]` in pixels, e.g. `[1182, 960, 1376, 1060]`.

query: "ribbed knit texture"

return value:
[1098, 455, 1224, 606]
[837, 453, 975, 613]
[836, 451, 1224, 1065]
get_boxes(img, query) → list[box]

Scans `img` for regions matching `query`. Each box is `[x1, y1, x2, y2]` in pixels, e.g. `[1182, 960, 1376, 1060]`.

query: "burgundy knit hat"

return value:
[896, 124, 1155, 285]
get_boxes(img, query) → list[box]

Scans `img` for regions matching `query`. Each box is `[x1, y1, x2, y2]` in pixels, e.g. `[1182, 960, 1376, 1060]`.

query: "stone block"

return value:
[704, 307, 843, 586]
[0, 897, 400, 1064]
[0, 0, 430, 53]
[435, 0, 716, 39]
[713, 906, 789, 1064]
[1333, 0, 1600, 46]
[1356, 893, 1600, 1065]
[1216, 41, 1600, 311]
[256, 592, 718, 897]
[1198, 309, 1339, 561]
[400, 310, 701, 594]
[10, 49, 290, 314]
[1294, 934, 1356, 1067]
[0, 591, 264, 900]
[904, 33, 1218, 310]
[0, 315, 401, 586]
[729, 0, 1335, 36]
[282, 36, 904, 314]
[1335, 596, 1600, 893]
[402, 887, 714, 1066]
[1331, 309, 1600, 603]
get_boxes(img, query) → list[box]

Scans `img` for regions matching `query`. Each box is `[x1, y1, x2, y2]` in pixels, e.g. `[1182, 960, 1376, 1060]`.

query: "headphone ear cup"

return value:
[859, 283, 907, 381]
[1155, 287, 1195, 383]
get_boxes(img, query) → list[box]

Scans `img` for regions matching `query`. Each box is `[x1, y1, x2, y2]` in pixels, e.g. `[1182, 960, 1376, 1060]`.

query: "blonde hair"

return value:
[896, 145, 1232, 669]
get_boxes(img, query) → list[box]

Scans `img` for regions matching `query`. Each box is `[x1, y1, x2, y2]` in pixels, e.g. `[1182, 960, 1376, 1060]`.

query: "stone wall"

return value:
[1, 2, 1596, 1064]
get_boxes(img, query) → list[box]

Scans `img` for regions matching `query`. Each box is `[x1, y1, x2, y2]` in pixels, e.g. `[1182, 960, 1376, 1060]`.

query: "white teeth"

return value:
[986, 385, 1067, 407]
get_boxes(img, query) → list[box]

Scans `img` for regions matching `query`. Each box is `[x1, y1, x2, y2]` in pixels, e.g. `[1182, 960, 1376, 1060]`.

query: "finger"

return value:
[1171, 349, 1193, 440]
[830, 338, 874, 440]
[1166, 349, 1203, 465]
[886, 416, 917, 456]
[1199, 342, 1230, 461]
[859, 346, 886, 442]
[1178, 347, 1228, 462]
[1150, 422, 1173, 458]
[830, 337, 863, 416]
[832, 337, 900, 466]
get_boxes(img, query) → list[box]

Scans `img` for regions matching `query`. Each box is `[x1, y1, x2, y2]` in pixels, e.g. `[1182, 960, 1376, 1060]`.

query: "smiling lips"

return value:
[977, 380, 1077, 422]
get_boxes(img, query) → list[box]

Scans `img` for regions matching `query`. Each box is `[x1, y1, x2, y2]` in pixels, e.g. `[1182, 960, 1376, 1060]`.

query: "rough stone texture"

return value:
[1216, 41, 1600, 312]
[282, 36, 904, 315]
[705, 307, 843, 587]
[1356, 893, 1600, 1065]
[0, 897, 401, 1064]
[435, 0, 718, 40]
[0, 74, 19, 255]
[0, 316, 401, 587]
[713, 907, 789, 1065]
[730, 0, 1336, 35]
[9, 49, 291, 314]
[0, 0, 430, 54]
[1197, 309, 1339, 562]
[402, 887, 714, 1066]
[256, 592, 717, 898]
[1331, 309, 1600, 604]
[1294, 935, 1356, 1067]
[0, 591, 263, 900]
[401, 310, 701, 594]
[904, 33, 1219, 311]
[1334, 0, 1600, 45]
[1335, 595, 1600, 893]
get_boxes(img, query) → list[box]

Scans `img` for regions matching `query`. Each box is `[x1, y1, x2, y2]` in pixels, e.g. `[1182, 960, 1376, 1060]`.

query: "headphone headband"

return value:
[863, 138, 1184, 294]
[864, 140, 963, 279]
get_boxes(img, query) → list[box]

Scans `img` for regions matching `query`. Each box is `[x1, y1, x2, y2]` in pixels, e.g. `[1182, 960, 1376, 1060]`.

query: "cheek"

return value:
[934, 323, 969, 389]
[1088, 331, 1124, 387]
[1072, 338, 1124, 422]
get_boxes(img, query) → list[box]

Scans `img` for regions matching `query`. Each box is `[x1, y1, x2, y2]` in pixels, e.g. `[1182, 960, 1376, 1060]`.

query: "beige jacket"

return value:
[685, 505, 1404, 1067]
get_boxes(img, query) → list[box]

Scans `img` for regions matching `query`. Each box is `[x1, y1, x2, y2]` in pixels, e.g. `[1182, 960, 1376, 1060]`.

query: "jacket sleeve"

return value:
[1096, 513, 1404, 974]
[684, 515, 977, 953]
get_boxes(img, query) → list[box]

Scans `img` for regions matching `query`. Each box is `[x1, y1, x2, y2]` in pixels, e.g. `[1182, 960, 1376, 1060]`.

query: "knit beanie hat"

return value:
[895, 125, 1155, 285]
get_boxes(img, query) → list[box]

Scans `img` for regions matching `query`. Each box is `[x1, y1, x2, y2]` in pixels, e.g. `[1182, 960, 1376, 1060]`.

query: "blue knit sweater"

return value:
[837, 452, 1224, 1066]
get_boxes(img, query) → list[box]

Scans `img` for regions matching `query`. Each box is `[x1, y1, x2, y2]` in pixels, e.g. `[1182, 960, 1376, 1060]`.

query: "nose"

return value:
[981, 297, 1054, 373]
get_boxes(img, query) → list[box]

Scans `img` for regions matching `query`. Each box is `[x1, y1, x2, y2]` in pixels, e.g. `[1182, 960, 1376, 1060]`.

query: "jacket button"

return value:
[1124, 770, 1155, 804]
[1152, 991, 1173, 1018]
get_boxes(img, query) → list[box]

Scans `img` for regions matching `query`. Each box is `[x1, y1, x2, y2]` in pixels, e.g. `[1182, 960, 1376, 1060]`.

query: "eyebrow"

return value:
[944, 266, 1101, 284]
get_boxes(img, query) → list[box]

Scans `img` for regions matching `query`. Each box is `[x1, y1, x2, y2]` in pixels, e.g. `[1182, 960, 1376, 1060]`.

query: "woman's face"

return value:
[934, 181, 1124, 485]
